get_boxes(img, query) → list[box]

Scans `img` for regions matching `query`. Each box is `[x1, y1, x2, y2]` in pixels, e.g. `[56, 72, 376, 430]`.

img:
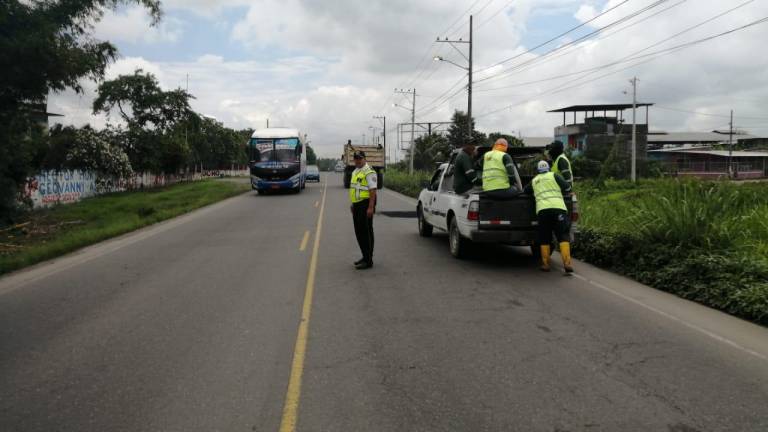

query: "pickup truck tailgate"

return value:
[478, 195, 536, 229]
[478, 194, 574, 230]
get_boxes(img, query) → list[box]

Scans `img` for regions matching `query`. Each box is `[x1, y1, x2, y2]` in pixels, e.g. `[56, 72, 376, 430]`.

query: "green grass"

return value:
[0, 179, 249, 275]
[384, 169, 431, 198]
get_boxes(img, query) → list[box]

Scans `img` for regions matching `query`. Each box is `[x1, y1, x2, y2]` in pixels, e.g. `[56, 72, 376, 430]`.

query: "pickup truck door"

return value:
[433, 164, 457, 231]
[422, 167, 444, 226]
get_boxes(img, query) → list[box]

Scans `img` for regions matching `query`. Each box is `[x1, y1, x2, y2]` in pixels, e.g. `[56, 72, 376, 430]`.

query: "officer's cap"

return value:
[353, 150, 366, 159]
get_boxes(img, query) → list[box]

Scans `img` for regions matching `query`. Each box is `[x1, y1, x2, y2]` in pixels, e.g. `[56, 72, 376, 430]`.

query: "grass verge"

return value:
[0, 179, 249, 275]
[385, 169, 431, 198]
[575, 179, 768, 325]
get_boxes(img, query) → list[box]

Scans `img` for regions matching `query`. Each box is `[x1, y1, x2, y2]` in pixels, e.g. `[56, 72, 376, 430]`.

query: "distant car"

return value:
[334, 163, 345, 173]
[306, 165, 320, 182]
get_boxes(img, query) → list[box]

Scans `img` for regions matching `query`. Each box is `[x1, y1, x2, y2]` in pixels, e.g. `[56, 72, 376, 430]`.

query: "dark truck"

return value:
[416, 147, 579, 258]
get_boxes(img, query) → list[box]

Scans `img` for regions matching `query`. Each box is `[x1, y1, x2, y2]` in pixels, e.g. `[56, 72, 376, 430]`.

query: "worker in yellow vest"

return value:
[349, 150, 377, 270]
[481, 138, 519, 197]
[547, 140, 573, 187]
[524, 160, 574, 273]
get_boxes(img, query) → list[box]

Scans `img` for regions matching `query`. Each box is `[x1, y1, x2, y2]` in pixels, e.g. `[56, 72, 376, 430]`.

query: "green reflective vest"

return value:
[532, 172, 567, 214]
[482, 150, 510, 191]
[349, 166, 376, 203]
[552, 154, 573, 184]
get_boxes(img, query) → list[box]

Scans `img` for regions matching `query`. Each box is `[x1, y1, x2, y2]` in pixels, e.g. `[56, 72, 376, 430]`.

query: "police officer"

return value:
[547, 140, 573, 186]
[349, 150, 377, 269]
[524, 160, 573, 273]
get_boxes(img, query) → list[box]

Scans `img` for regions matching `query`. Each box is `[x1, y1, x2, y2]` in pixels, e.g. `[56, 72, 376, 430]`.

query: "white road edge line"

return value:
[573, 273, 768, 362]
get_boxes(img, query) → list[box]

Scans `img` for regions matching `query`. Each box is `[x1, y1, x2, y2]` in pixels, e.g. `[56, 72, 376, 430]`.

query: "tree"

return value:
[306, 145, 317, 165]
[93, 70, 193, 132]
[406, 134, 452, 171]
[446, 110, 486, 149]
[93, 70, 195, 173]
[486, 132, 523, 148]
[0, 0, 161, 219]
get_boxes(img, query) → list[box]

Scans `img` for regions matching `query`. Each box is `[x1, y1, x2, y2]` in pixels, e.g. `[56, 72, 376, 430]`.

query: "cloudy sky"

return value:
[49, 0, 768, 158]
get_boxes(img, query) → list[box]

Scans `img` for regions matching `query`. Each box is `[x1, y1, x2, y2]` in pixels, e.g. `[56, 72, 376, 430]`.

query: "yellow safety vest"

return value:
[552, 154, 573, 184]
[532, 172, 567, 214]
[482, 150, 510, 191]
[349, 166, 376, 203]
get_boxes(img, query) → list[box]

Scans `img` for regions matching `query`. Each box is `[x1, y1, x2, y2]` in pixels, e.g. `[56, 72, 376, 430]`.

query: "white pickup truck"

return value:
[416, 148, 579, 258]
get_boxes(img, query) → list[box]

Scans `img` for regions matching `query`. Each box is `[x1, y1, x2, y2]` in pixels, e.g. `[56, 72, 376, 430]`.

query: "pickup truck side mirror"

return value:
[420, 180, 430, 189]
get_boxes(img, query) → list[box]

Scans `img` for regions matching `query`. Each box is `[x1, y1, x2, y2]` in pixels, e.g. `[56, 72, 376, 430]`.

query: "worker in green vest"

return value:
[349, 150, 377, 270]
[524, 160, 573, 273]
[481, 138, 518, 197]
[548, 140, 573, 186]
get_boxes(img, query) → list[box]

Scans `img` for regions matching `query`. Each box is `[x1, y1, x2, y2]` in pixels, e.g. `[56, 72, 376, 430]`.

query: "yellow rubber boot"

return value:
[560, 242, 574, 273]
[540, 245, 551, 272]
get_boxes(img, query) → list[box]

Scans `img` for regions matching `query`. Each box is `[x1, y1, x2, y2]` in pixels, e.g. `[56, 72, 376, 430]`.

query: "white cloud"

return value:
[94, 7, 184, 44]
[48, 0, 768, 159]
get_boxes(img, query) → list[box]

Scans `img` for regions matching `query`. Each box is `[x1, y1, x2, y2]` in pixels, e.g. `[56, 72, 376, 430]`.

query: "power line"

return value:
[655, 106, 768, 121]
[475, 15, 768, 119]
[480, 4, 765, 99]
[474, 0, 632, 75]
[476, 0, 517, 29]
[474, 0, 688, 91]
[474, 0, 672, 85]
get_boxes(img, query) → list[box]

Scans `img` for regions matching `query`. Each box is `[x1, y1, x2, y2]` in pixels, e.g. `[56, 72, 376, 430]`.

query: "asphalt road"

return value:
[1, 173, 767, 432]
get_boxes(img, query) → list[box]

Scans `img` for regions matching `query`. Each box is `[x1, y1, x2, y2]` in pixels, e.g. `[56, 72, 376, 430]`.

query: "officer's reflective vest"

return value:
[552, 154, 573, 184]
[349, 166, 376, 203]
[482, 150, 510, 191]
[532, 172, 567, 214]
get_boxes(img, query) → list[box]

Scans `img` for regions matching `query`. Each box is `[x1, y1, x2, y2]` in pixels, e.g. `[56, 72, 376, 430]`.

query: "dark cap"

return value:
[353, 150, 366, 159]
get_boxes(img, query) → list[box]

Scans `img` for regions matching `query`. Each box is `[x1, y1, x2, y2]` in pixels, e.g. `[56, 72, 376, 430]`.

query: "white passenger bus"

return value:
[248, 128, 307, 194]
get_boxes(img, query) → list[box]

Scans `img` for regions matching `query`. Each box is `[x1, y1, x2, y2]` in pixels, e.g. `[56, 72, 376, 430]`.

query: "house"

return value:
[547, 103, 653, 161]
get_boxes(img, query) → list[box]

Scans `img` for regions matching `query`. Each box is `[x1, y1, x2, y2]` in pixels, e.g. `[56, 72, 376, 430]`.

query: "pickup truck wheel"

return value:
[417, 205, 433, 237]
[449, 217, 470, 259]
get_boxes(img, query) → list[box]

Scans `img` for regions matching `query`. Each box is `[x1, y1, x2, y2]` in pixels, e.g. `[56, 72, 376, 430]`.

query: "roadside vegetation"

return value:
[576, 179, 768, 325]
[383, 167, 768, 325]
[0, 180, 249, 275]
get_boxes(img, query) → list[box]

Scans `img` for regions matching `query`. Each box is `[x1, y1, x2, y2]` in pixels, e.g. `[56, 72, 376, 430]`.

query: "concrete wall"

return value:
[20, 169, 248, 209]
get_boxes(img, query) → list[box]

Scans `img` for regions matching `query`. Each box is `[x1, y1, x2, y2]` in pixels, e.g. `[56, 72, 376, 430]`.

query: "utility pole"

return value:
[374, 115, 386, 166]
[185, 74, 189, 173]
[436, 16, 473, 145]
[729, 109, 734, 178]
[630, 77, 638, 182]
[394, 89, 417, 173]
[266, 118, 269, 128]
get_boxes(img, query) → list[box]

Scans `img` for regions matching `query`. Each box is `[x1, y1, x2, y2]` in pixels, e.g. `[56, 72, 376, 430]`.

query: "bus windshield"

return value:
[251, 138, 300, 163]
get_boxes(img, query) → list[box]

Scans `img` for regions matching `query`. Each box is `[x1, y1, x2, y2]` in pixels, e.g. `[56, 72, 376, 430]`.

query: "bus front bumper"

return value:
[251, 174, 301, 190]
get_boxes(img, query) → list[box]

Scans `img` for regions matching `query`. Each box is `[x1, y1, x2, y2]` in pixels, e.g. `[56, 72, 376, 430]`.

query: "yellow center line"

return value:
[298, 230, 310, 251]
[279, 179, 327, 432]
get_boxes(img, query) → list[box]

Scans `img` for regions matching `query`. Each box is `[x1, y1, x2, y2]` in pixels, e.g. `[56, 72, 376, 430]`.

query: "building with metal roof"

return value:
[648, 148, 768, 179]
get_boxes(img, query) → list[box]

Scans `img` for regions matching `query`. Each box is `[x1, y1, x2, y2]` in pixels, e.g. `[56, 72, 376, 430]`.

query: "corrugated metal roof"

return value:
[548, 103, 653, 113]
[647, 132, 755, 143]
[648, 149, 768, 158]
